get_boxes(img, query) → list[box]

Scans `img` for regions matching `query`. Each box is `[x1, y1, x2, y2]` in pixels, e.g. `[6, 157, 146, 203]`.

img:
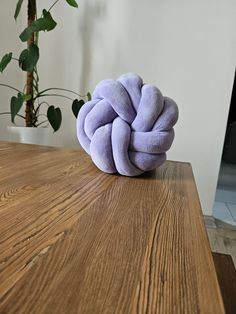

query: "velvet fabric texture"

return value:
[77, 73, 178, 176]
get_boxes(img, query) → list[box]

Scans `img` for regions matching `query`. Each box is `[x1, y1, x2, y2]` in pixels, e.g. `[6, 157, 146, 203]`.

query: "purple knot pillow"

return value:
[77, 73, 178, 176]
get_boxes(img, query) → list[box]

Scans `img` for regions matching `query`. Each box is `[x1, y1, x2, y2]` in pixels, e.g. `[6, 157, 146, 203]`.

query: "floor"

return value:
[206, 223, 236, 267]
[213, 162, 236, 226]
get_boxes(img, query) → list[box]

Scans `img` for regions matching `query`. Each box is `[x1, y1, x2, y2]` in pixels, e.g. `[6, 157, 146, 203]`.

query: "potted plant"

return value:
[0, 0, 90, 144]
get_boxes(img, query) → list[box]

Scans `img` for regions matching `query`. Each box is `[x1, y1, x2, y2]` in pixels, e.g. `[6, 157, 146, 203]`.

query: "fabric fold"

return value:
[77, 73, 178, 176]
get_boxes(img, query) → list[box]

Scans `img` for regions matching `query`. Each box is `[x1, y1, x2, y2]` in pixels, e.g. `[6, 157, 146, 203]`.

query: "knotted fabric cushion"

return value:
[77, 73, 178, 176]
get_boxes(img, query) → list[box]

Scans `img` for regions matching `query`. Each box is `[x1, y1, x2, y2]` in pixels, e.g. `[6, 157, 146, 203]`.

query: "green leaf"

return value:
[20, 10, 57, 42]
[40, 10, 57, 31]
[19, 50, 28, 68]
[19, 44, 39, 72]
[72, 99, 84, 118]
[10, 93, 24, 123]
[14, 0, 24, 20]
[87, 92, 92, 101]
[23, 94, 32, 101]
[0, 53, 13, 73]
[47, 106, 62, 132]
[19, 28, 33, 43]
[66, 0, 78, 8]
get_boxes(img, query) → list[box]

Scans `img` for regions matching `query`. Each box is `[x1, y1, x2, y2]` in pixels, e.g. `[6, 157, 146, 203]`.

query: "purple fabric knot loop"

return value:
[77, 73, 179, 176]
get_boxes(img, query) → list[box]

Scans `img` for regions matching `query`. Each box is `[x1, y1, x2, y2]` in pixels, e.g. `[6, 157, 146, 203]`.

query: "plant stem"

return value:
[0, 83, 22, 93]
[33, 83, 38, 93]
[35, 101, 50, 109]
[36, 120, 48, 127]
[0, 112, 25, 119]
[25, 0, 36, 127]
[34, 101, 49, 116]
[48, 0, 60, 12]
[34, 94, 74, 101]
[37, 87, 87, 98]
[33, 67, 39, 81]
[33, 67, 39, 90]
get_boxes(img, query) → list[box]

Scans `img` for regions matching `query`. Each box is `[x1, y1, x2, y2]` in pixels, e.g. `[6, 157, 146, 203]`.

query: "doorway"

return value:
[213, 70, 236, 226]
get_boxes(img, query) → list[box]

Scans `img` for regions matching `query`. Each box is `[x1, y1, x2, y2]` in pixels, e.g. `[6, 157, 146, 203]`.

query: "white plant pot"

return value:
[7, 126, 51, 146]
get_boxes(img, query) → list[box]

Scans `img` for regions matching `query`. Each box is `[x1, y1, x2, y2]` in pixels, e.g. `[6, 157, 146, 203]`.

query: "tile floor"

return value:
[213, 162, 236, 226]
[213, 201, 236, 225]
[207, 226, 236, 267]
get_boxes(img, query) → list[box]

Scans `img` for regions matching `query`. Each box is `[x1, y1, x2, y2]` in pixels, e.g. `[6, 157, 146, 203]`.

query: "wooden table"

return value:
[0, 142, 224, 313]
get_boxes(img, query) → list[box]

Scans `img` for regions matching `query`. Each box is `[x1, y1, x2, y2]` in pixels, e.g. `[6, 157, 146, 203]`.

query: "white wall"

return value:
[1, 0, 236, 215]
[0, 1, 24, 139]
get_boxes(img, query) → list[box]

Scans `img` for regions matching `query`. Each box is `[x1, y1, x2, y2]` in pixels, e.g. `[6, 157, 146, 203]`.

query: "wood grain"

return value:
[0, 142, 224, 313]
[213, 252, 236, 314]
